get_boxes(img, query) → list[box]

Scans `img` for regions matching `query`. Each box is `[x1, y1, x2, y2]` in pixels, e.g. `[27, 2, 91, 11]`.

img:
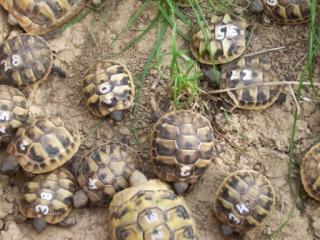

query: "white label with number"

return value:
[0, 127, 6, 134]
[88, 178, 98, 190]
[11, 55, 22, 67]
[230, 70, 239, 81]
[180, 166, 192, 177]
[34, 205, 49, 215]
[0, 112, 10, 121]
[226, 25, 240, 38]
[266, 0, 277, 6]
[235, 202, 250, 215]
[215, 25, 227, 40]
[242, 69, 253, 81]
[19, 139, 29, 151]
[98, 82, 112, 94]
[40, 192, 53, 201]
[228, 213, 241, 224]
[152, 231, 164, 240]
[145, 212, 157, 223]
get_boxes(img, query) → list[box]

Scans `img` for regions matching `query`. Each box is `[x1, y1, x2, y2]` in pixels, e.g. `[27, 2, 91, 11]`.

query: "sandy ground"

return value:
[0, 1, 319, 240]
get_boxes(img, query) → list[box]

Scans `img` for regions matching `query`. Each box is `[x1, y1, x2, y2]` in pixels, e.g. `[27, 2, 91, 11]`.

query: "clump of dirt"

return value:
[0, 1, 319, 240]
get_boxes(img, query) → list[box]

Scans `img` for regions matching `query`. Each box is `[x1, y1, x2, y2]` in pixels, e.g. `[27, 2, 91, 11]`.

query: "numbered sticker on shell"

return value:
[215, 24, 240, 41]
[88, 178, 98, 190]
[40, 192, 53, 201]
[180, 165, 192, 177]
[1, 54, 23, 72]
[266, 0, 278, 6]
[235, 202, 250, 216]
[228, 213, 241, 225]
[144, 211, 158, 223]
[0, 111, 11, 122]
[229, 69, 253, 82]
[151, 230, 164, 240]
[34, 204, 50, 216]
[19, 138, 30, 151]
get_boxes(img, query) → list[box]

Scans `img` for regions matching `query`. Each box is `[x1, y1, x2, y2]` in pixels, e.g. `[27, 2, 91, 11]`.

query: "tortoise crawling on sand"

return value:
[214, 170, 276, 235]
[0, 85, 29, 145]
[83, 60, 135, 122]
[109, 171, 200, 240]
[0, 0, 102, 35]
[250, 0, 312, 24]
[74, 141, 138, 207]
[0, 116, 80, 175]
[217, 56, 282, 111]
[190, 14, 247, 65]
[19, 168, 77, 232]
[151, 110, 215, 194]
[0, 33, 65, 96]
[301, 143, 320, 201]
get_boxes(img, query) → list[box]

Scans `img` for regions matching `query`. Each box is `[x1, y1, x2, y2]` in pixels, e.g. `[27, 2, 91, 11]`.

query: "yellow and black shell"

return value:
[83, 60, 135, 118]
[263, 0, 312, 24]
[109, 179, 199, 240]
[0, 34, 53, 89]
[0, 0, 87, 35]
[7, 116, 80, 174]
[19, 168, 76, 224]
[214, 170, 276, 233]
[0, 85, 29, 144]
[190, 14, 246, 65]
[220, 57, 281, 110]
[301, 143, 320, 201]
[151, 110, 215, 184]
[76, 141, 138, 206]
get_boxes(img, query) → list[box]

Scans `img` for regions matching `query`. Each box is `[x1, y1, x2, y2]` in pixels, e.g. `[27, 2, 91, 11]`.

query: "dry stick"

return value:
[207, 81, 320, 94]
[243, 46, 286, 58]
[288, 84, 301, 115]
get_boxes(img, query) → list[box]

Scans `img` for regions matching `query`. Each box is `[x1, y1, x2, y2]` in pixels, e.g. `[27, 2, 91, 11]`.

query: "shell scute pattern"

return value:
[83, 61, 135, 118]
[0, 34, 53, 89]
[214, 170, 275, 233]
[7, 116, 80, 174]
[190, 14, 246, 65]
[263, 0, 312, 24]
[301, 143, 320, 201]
[19, 168, 76, 224]
[151, 110, 215, 184]
[0, 0, 87, 35]
[0, 85, 29, 144]
[109, 179, 199, 240]
[76, 142, 138, 206]
[220, 57, 281, 109]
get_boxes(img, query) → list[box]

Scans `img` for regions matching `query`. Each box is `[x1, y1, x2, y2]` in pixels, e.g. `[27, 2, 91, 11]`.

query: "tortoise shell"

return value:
[214, 170, 275, 233]
[83, 60, 135, 118]
[263, 0, 311, 24]
[301, 143, 320, 201]
[0, 34, 53, 89]
[76, 141, 138, 206]
[0, 85, 29, 144]
[0, 0, 86, 35]
[109, 179, 199, 240]
[7, 116, 80, 174]
[19, 168, 76, 224]
[220, 57, 281, 110]
[190, 14, 246, 65]
[151, 110, 215, 184]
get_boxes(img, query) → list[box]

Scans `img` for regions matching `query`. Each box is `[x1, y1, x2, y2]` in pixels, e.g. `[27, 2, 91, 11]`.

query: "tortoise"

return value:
[216, 56, 282, 111]
[0, 85, 29, 145]
[0, 116, 80, 175]
[214, 170, 276, 235]
[0, 33, 65, 96]
[0, 0, 89, 36]
[18, 168, 77, 232]
[190, 14, 246, 65]
[301, 143, 320, 201]
[151, 110, 215, 194]
[250, 0, 312, 24]
[109, 170, 200, 240]
[83, 60, 135, 122]
[74, 141, 138, 207]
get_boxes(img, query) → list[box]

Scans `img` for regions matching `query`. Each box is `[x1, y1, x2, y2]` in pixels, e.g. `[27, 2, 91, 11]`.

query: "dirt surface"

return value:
[0, 1, 319, 240]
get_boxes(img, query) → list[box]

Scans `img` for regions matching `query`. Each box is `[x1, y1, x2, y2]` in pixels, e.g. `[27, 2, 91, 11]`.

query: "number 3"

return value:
[228, 213, 240, 224]
[34, 205, 49, 215]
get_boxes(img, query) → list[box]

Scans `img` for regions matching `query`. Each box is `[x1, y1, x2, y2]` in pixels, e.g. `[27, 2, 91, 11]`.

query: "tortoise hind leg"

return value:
[52, 63, 67, 78]
[59, 214, 77, 227]
[109, 110, 125, 122]
[0, 154, 20, 175]
[173, 182, 189, 195]
[32, 218, 47, 233]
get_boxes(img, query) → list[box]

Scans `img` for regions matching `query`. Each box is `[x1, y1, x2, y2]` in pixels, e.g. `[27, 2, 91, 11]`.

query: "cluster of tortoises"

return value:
[0, 0, 318, 239]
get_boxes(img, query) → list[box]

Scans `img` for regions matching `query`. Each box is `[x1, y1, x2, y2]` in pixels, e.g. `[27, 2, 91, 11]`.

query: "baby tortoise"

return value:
[151, 110, 215, 194]
[0, 34, 65, 96]
[83, 60, 135, 122]
[0, 116, 80, 175]
[0, 85, 29, 145]
[218, 56, 281, 111]
[0, 0, 88, 35]
[190, 14, 246, 65]
[250, 0, 312, 24]
[109, 171, 199, 240]
[214, 170, 275, 235]
[19, 168, 76, 232]
[301, 143, 320, 201]
[74, 141, 138, 207]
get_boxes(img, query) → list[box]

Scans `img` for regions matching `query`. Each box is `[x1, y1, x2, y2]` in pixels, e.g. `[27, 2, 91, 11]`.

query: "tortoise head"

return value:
[0, 154, 19, 175]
